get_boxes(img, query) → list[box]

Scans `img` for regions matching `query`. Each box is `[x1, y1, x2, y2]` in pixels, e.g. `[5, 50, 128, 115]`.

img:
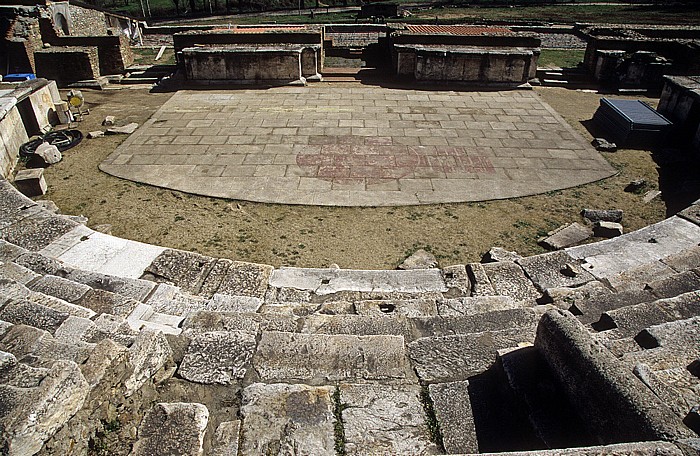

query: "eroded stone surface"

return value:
[341, 383, 439, 456]
[239, 382, 335, 456]
[212, 420, 241, 456]
[125, 329, 173, 396]
[131, 402, 209, 456]
[217, 261, 273, 299]
[429, 380, 478, 454]
[178, 330, 257, 385]
[481, 261, 540, 301]
[517, 250, 595, 291]
[253, 331, 407, 382]
[437, 295, 521, 316]
[408, 326, 537, 382]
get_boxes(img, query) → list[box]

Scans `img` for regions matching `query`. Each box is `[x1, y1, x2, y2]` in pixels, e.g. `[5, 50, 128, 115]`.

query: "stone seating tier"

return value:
[0, 176, 698, 454]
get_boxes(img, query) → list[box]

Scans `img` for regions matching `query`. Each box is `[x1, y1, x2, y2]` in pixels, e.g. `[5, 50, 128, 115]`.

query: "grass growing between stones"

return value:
[332, 387, 347, 456]
[420, 386, 445, 452]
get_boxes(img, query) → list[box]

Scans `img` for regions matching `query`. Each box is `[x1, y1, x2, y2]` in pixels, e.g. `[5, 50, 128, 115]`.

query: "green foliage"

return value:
[419, 386, 445, 451]
[332, 387, 347, 456]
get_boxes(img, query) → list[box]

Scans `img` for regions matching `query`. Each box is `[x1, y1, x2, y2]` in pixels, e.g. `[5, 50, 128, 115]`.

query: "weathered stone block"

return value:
[131, 402, 209, 456]
[178, 330, 257, 385]
[14, 168, 47, 197]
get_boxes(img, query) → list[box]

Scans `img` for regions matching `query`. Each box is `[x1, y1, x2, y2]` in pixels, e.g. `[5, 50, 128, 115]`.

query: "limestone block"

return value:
[29, 274, 91, 303]
[407, 326, 537, 383]
[145, 249, 216, 292]
[80, 338, 129, 387]
[212, 420, 241, 456]
[14, 168, 47, 197]
[594, 221, 624, 238]
[341, 383, 439, 455]
[466, 263, 497, 296]
[437, 295, 520, 316]
[76, 288, 140, 318]
[399, 249, 438, 270]
[34, 142, 62, 166]
[182, 310, 297, 334]
[3, 360, 89, 456]
[0, 260, 40, 285]
[145, 283, 207, 316]
[581, 209, 623, 223]
[517, 250, 595, 291]
[54, 315, 106, 344]
[429, 380, 478, 454]
[131, 402, 209, 456]
[411, 308, 539, 338]
[539, 222, 592, 250]
[106, 122, 138, 135]
[125, 329, 173, 396]
[178, 330, 257, 385]
[253, 331, 407, 382]
[354, 298, 437, 317]
[481, 261, 540, 302]
[205, 293, 263, 313]
[216, 260, 273, 299]
[300, 314, 412, 339]
[483, 247, 521, 263]
[0, 299, 69, 334]
[239, 383, 335, 456]
[0, 350, 48, 388]
[0, 213, 78, 252]
[441, 264, 470, 297]
[535, 309, 694, 442]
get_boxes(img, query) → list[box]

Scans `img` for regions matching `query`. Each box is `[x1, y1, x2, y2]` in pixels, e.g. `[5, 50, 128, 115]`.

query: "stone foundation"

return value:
[182, 45, 321, 84]
[658, 75, 700, 151]
[34, 46, 100, 83]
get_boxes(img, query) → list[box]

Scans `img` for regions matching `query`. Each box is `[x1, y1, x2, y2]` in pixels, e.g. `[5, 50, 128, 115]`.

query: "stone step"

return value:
[480, 261, 541, 302]
[407, 324, 538, 383]
[437, 295, 522, 316]
[239, 383, 335, 455]
[498, 345, 596, 449]
[428, 380, 479, 454]
[411, 308, 541, 338]
[593, 291, 700, 338]
[0, 299, 70, 334]
[181, 310, 298, 334]
[645, 270, 700, 299]
[131, 402, 209, 456]
[0, 260, 40, 284]
[0, 350, 48, 387]
[458, 441, 685, 456]
[0, 323, 95, 369]
[178, 330, 257, 385]
[252, 331, 408, 383]
[300, 313, 412, 339]
[535, 309, 694, 443]
[27, 274, 92, 303]
[0, 278, 96, 319]
[340, 383, 439, 455]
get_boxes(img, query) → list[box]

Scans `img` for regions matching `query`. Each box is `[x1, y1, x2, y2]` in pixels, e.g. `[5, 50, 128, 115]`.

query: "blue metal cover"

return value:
[600, 98, 672, 128]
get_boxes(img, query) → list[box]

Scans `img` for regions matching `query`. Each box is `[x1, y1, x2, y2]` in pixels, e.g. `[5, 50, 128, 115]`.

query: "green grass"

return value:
[538, 49, 585, 69]
[132, 47, 176, 65]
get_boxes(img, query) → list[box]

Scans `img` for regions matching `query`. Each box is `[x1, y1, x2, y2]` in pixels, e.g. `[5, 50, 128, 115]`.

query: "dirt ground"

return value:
[32, 84, 672, 269]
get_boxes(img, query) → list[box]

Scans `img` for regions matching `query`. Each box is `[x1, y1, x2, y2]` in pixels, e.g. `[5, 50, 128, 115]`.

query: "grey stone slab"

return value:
[0, 261, 40, 285]
[1, 360, 89, 456]
[145, 248, 217, 294]
[441, 264, 470, 297]
[539, 222, 592, 250]
[131, 402, 209, 456]
[570, 287, 655, 325]
[205, 293, 263, 313]
[411, 308, 539, 338]
[437, 295, 521, 316]
[429, 380, 478, 454]
[0, 240, 28, 263]
[340, 383, 439, 456]
[178, 331, 257, 385]
[212, 420, 241, 456]
[0, 214, 78, 252]
[535, 309, 694, 443]
[239, 383, 336, 456]
[0, 299, 69, 334]
[66, 269, 155, 301]
[27, 275, 91, 303]
[354, 298, 437, 317]
[662, 245, 700, 273]
[466, 263, 497, 296]
[75, 289, 140, 318]
[182, 310, 297, 334]
[637, 316, 700, 359]
[566, 216, 700, 282]
[517, 251, 595, 291]
[12, 251, 65, 276]
[646, 270, 700, 299]
[253, 331, 407, 383]
[216, 261, 273, 299]
[145, 283, 207, 317]
[481, 261, 541, 302]
[270, 267, 447, 295]
[300, 314, 412, 339]
[407, 326, 537, 383]
[125, 329, 173, 397]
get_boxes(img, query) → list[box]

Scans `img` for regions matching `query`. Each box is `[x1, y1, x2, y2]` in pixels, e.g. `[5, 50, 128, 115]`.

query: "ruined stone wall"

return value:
[43, 35, 132, 76]
[1, 6, 44, 73]
[34, 46, 100, 82]
[68, 4, 108, 36]
[0, 104, 29, 179]
[183, 47, 304, 83]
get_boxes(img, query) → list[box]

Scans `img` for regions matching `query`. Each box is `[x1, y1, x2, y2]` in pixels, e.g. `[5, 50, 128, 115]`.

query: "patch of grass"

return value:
[132, 47, 176, 66]
[538, 49, 584, 69]
[419, 386, 445, 451]
[332, 387, 347, 456]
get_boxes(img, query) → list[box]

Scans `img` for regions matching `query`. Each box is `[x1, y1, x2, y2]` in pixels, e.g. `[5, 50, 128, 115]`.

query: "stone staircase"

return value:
[0, 176, 699, 455]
